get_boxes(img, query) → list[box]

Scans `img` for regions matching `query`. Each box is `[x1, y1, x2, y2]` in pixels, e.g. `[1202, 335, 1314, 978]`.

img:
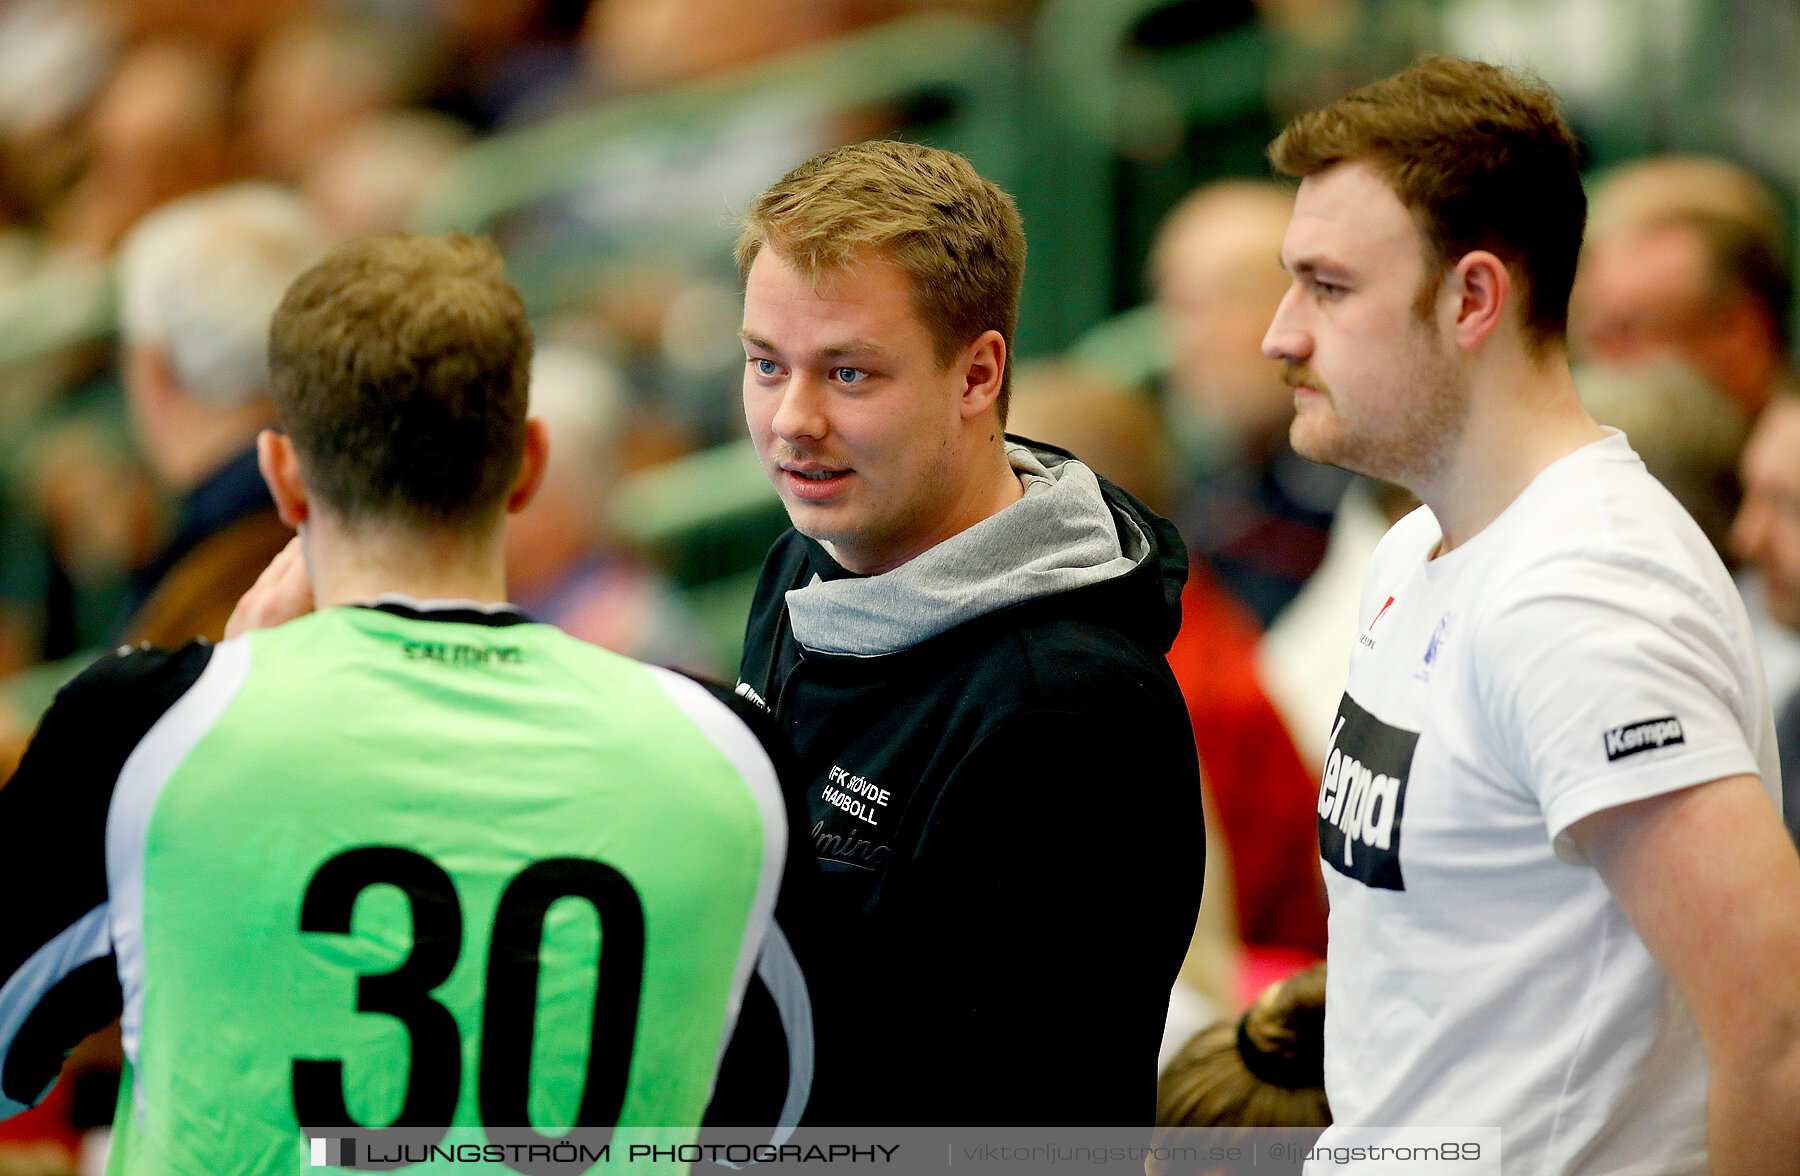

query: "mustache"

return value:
[766, 443, 848, 471]
[766, 443, 812, 467]
[1282, 362, 1328, 394]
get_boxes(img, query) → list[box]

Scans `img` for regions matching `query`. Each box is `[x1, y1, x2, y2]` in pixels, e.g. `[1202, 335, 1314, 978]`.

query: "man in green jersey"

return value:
[0, 234, 812, 1172]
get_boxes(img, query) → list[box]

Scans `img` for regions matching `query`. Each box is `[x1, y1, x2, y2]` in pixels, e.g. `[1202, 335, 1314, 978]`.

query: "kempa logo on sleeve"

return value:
[1604, 715, 1685, 761]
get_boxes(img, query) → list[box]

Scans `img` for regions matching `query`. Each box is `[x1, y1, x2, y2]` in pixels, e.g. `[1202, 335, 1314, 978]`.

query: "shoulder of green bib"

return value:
[53, 639, 216, 729]
[28, 639, 218, 790]
[657, 666, 809, 849]
[688, 671, 775, 734]
[0, 639, 214, 984]
[659, 668, 793, 765]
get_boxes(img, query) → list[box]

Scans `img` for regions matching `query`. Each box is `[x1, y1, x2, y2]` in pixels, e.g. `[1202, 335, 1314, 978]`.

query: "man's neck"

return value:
[302, 518, 510, 609]
[1416, 348, 1608, 556]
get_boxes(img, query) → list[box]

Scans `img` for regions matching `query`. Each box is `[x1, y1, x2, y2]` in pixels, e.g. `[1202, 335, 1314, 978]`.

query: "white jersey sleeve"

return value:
[1474, 551, 1765, 863]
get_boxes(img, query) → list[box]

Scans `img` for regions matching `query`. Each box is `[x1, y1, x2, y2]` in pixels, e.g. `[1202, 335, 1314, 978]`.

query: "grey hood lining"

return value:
[786, 443, 1149, 657]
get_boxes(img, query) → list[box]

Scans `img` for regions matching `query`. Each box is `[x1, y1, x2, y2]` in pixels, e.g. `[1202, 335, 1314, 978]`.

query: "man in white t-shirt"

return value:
[1261, 58, 1800, 1175]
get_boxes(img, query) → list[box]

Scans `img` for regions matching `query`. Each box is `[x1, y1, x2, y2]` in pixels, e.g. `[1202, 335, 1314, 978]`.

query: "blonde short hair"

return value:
[736, 140, 1026, 420]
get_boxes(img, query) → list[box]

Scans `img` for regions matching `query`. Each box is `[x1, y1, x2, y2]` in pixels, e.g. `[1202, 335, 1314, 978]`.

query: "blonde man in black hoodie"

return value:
[735, 140, 1205, 1127]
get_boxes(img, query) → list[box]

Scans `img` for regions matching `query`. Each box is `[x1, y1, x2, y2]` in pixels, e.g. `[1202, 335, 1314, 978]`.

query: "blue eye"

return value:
[833, 367, 868, 385]
[750, 358, 781, 378]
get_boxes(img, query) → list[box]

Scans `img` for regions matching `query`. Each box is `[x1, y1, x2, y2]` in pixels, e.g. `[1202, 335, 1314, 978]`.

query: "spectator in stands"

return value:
[1163, 562, 1327, 965]
[51, 39, 234, 258]
[239, 15, 420, 184]
[1153, 179, 1352, 627]
[426, 0, 589, 130]
[504, 343, 715, 674]
[302, 109, 472, 238]
[1573, 155, 1800, 693]
[1583, 155, 1785, 249]
[1005, 361, 1173, 506]
[1732, 390, 1800, 848]
[111, 0, 304, 58]
[1573, 161, 1795, 421]
[0, 0, 118, 232]
[22, 415, 161, 656]
[116, 182, 330, 645]
[1577, 356, 1747, 559]
[581, 0, 896, 97]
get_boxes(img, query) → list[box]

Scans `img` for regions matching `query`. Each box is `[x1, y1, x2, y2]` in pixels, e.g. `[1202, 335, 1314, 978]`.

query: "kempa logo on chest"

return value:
[1317, 694, 1420, 891]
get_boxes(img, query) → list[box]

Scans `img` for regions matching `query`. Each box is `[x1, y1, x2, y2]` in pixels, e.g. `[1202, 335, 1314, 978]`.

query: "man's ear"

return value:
[257, 429, 309, 529]
[957, 330, 1007, 419]
[505, 418, 550, 515]
[1448, 251, 1511, 351]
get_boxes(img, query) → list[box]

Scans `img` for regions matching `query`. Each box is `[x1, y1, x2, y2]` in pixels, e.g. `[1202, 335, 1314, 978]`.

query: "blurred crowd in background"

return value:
[2, 0, 1800, 1170]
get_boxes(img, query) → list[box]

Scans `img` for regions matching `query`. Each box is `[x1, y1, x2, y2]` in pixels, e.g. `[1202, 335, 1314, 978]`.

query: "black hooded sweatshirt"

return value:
[737, 440, 1205, 1126]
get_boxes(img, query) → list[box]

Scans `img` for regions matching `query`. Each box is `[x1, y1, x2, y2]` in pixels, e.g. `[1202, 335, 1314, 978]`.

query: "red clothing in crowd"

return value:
[1167, 560, 1328, 957]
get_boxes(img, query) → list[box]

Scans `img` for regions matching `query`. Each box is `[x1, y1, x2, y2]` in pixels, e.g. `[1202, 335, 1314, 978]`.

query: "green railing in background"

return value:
[0, 0, 1776, 679]
[608, 437, 776, 670]
[0, 259, 111, 372]
[0, 1, 1760, 377]
[0, 12, 1026, 406]
[416, 11, 1025, 255]
[1016, 0, 1274, 359]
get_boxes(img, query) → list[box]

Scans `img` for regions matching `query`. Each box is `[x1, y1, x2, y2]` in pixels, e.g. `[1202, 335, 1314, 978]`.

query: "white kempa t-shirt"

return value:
[1310, 431, 1778, 1176]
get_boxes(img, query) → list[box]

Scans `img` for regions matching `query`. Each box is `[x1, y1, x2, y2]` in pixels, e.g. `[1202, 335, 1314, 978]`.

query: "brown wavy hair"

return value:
[269, 233, 532, 530]
[1269, 56, 1585, 354]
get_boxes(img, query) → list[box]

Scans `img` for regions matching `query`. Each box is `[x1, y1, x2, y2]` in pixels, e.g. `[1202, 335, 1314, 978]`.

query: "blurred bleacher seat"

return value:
[0, 0, 1790, 691]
